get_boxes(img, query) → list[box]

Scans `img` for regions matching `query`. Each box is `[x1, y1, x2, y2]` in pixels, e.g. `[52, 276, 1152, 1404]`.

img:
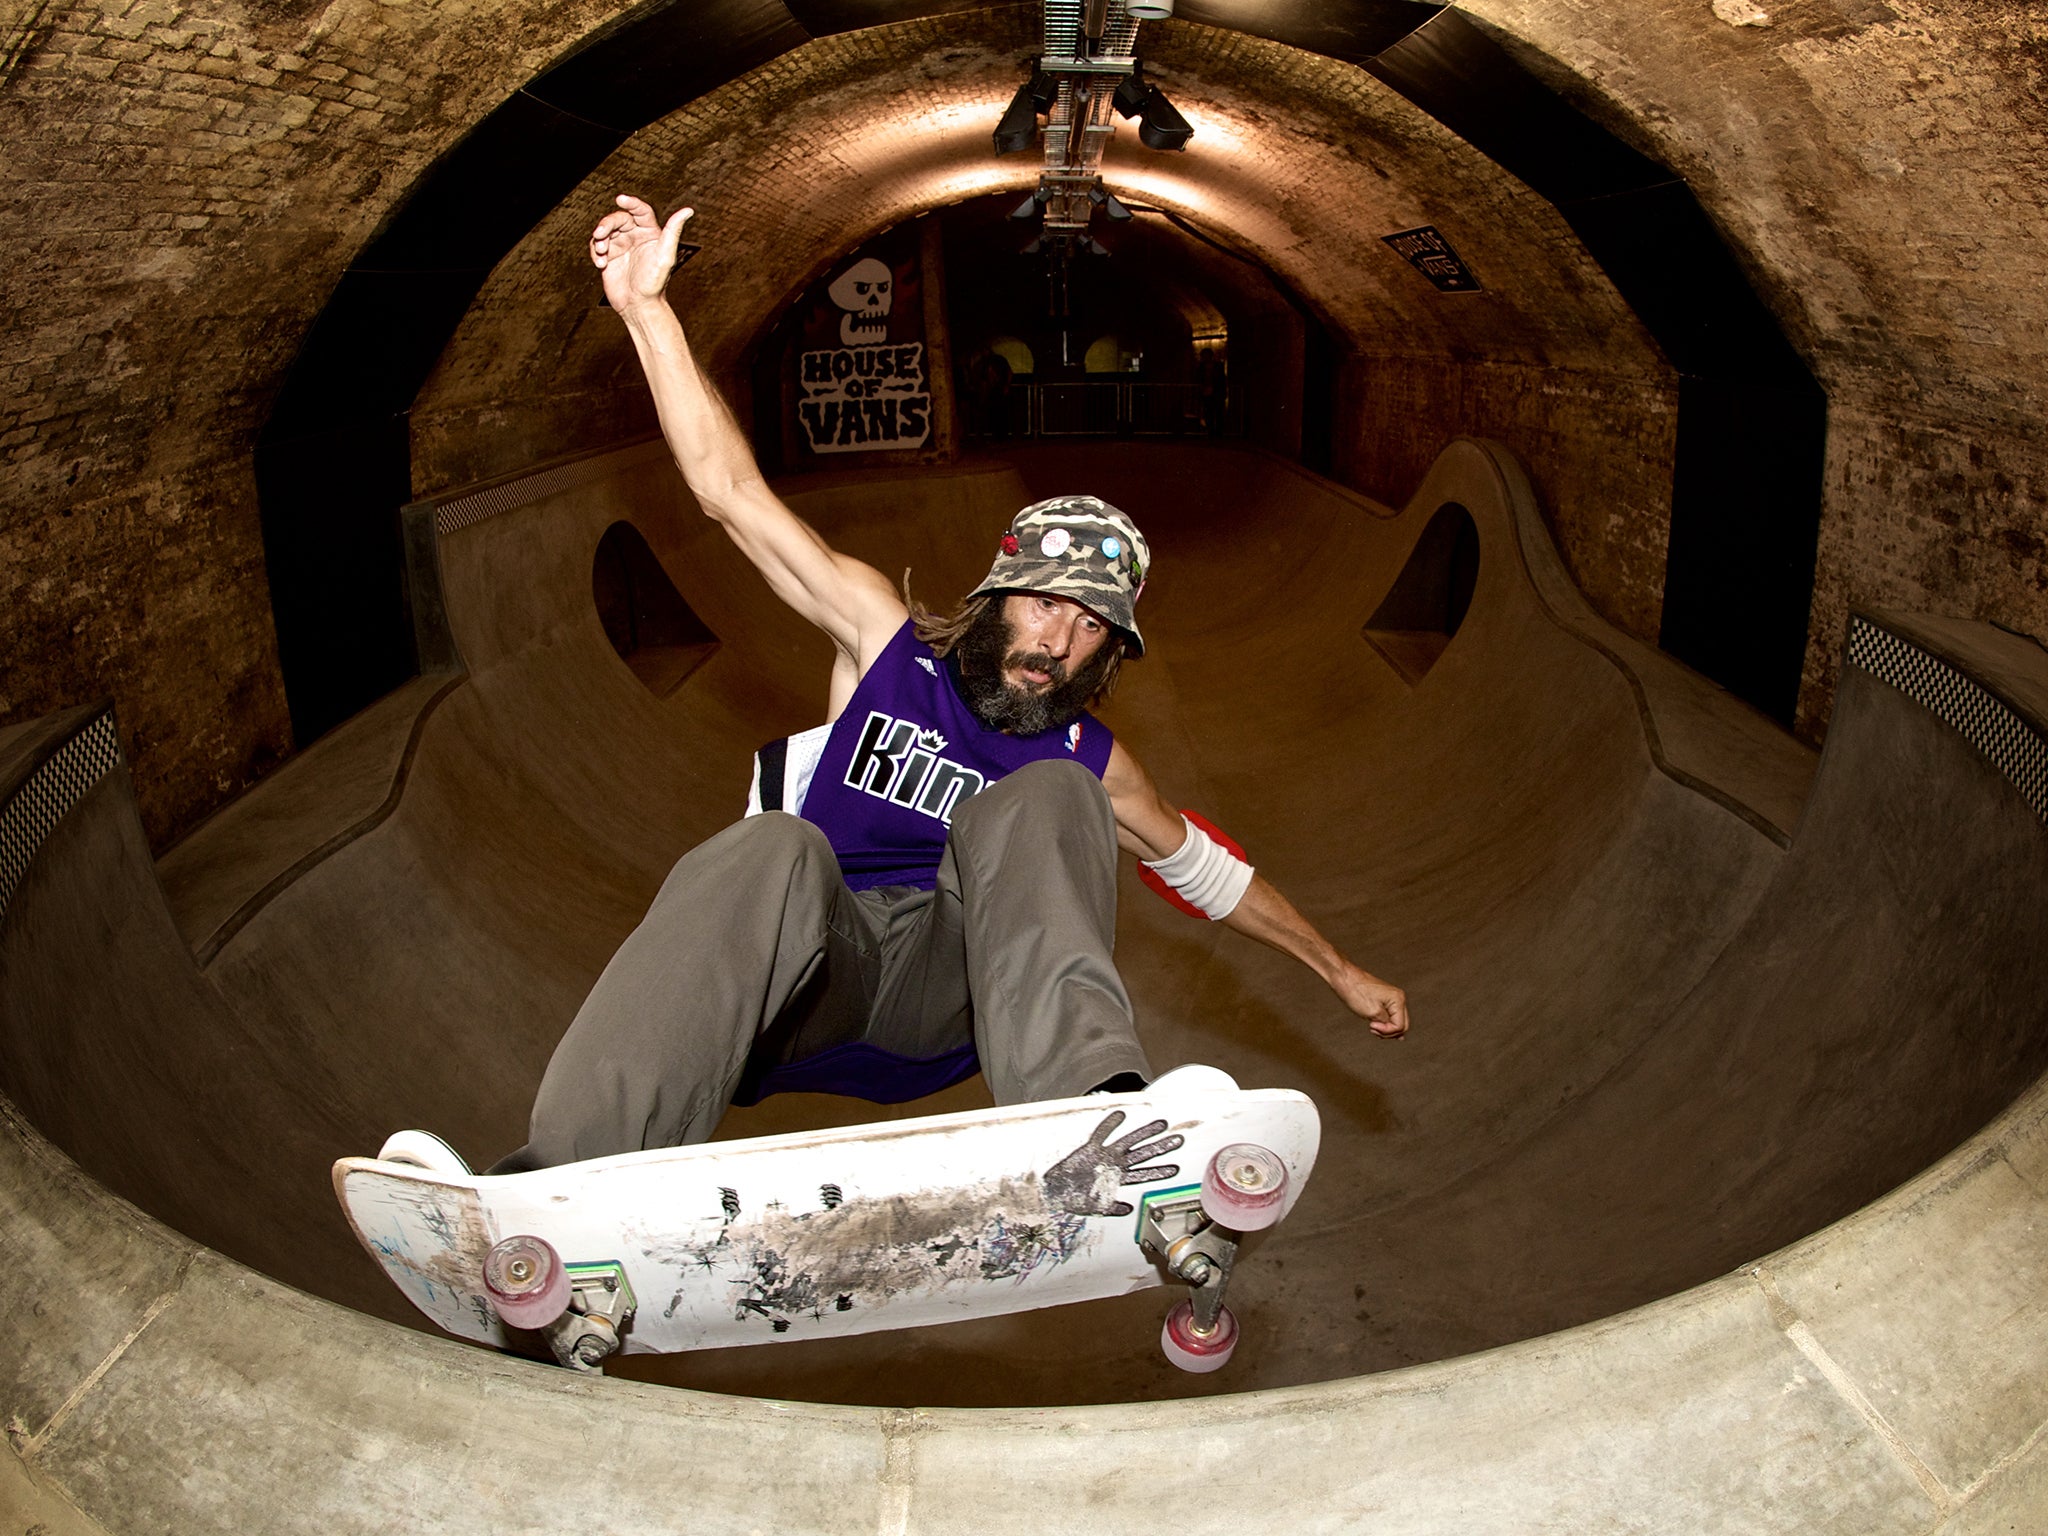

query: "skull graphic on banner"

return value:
[827, 257, 894, 346]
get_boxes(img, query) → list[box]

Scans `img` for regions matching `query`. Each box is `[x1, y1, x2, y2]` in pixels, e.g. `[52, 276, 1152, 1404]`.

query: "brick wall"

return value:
[0, 0, 647, 844]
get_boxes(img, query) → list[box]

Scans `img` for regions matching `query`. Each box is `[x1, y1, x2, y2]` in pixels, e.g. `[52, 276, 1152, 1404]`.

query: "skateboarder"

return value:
[490, 195, 1409, 1174]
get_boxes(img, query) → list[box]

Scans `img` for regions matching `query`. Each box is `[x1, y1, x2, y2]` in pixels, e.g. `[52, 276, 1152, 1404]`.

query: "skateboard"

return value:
[332, 1065, 1319, 1373]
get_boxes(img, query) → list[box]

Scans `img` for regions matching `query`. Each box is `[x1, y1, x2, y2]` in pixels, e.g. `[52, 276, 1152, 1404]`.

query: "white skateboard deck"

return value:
[333, 1074, 1318, 1355]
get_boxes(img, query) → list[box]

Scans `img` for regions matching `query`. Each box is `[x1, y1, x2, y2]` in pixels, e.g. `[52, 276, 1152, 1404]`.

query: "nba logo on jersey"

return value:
[1065, 723, 1083, 753]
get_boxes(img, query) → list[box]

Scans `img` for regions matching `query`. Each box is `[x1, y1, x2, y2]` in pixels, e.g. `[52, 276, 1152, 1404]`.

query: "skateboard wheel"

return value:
[1200, 1142, 1289, 1230]
[484, 1234, 571, 1329]
[377, 1130, 471, 1176]
[1160, 1298, 1238, 1372]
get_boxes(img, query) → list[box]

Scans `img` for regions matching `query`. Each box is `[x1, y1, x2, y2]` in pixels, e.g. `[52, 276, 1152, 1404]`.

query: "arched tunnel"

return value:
[5, 0, 2048, 1528]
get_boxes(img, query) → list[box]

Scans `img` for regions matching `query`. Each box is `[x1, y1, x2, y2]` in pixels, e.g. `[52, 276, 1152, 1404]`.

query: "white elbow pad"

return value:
[1143, 814, 1253, 920]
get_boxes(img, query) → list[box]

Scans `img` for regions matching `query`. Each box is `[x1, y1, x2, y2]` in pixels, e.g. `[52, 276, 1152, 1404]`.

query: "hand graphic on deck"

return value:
[1041, 1111, 1184, 1218]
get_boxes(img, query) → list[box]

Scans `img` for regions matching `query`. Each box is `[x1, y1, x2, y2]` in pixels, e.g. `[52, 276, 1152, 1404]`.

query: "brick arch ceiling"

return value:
[272, 2, 1745, 749]
[382, 3, 1822, 746]
[408, 13, 1667, 491]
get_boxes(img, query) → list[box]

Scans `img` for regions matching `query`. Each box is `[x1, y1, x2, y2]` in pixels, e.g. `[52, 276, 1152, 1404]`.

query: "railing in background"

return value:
[967, 381, 1240, 441]
[1038, 382, 1126, 436]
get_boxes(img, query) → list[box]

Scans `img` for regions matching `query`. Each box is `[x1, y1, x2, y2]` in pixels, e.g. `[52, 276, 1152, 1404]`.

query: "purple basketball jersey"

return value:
[801, 620, 1114, 890]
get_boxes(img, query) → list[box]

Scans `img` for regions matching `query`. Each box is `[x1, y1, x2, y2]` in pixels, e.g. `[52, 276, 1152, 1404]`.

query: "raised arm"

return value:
[592, 195, 904, 673]
[1101, 741, 1410, 1039]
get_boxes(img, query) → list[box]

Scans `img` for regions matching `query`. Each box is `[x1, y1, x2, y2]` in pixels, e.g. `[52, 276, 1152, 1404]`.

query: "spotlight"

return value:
[1010, 189, 1047, 221]
[1126, 0, 1173, 14]
[1089, 183, 1133, 222]
[993, 80, 1041, 154]
[1082, 237, 1111, 257]
[1111, 64, 1193, 150]
[1020, 236, 1044, 255]
[1137, 90, 1193, 151]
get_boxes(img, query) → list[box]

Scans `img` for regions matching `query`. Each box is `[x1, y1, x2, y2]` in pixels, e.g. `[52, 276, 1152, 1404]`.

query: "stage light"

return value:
[1089, 184, 1133, 221]
[1010, 190, 1047, 221]
[1137, 90, 1192, 151]
[993, 81, 1041, 154]
[1110, 67, 1192, 151]
[994, 66, 1057, 154]
[1126, 0, 1173, 15]
[1082, 237, 1111, 257]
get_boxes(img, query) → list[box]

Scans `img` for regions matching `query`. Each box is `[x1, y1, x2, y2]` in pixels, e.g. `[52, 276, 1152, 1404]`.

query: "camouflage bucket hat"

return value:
[967, 495, 1152, 657]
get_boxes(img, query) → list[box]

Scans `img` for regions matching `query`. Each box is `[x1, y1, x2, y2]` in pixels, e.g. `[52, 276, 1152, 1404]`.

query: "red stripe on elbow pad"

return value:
[1139, 809, 1247, 918]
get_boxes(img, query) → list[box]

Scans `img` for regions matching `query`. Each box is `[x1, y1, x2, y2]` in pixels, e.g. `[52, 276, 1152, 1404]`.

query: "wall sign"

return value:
[796, 236, 932, 454]
[1381, 225, 1482, 293]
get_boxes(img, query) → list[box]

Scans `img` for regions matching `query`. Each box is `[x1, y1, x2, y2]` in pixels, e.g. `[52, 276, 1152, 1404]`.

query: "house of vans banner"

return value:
[796, 230, 931, 455]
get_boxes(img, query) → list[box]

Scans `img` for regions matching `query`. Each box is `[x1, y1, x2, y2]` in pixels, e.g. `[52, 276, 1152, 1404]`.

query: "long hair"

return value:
[902, 572, 1126, 705]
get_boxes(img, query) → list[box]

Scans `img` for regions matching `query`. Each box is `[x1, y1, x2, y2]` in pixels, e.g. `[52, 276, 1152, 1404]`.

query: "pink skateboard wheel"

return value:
[1200, 1143, 1289, 1230]
[1160, 1298, 1238, 1372]
[483, 1234, 571, 1329]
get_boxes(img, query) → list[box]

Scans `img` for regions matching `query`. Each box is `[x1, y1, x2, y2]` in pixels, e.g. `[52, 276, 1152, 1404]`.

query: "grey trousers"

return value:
[495, 759, 1150, 1171]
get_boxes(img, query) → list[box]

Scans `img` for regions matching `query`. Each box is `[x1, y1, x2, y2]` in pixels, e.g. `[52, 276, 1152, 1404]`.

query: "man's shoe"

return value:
[1146, 1063, 1239, 1094]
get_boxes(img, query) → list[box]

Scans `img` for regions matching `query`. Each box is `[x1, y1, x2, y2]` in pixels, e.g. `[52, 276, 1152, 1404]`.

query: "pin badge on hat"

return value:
[967, 493, 1150, 656]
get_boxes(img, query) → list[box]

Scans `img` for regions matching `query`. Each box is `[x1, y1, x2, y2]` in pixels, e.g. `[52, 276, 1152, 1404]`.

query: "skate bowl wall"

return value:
[4, 438, 2048, 1528]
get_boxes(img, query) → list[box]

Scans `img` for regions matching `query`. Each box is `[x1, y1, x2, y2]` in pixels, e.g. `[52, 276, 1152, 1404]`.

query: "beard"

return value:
[952, 600, 1116, 736]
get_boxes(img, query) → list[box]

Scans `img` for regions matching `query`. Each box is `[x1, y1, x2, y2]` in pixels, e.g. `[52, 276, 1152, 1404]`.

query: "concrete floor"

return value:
[4, 439, 2048, 1527]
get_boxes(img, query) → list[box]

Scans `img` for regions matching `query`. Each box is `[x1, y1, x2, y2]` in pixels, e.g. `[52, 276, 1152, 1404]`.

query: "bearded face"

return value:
[952, 598, 1119, 736]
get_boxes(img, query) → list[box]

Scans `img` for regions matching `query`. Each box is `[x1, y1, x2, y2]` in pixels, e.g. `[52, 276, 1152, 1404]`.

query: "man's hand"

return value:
[591, 194, 692, 317]
[1330, 961, 1410, 1039]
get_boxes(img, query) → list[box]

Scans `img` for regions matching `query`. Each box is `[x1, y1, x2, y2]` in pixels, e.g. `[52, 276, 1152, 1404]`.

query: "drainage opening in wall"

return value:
[592, 520, 719, 698]
[1362, 502, 1479, 685]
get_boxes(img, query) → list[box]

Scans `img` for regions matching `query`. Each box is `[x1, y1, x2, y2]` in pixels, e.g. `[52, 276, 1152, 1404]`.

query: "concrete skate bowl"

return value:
[6, 437, 2048, 1530]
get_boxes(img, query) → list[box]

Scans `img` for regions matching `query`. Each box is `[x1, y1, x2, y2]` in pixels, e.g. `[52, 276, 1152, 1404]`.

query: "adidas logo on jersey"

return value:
[843, 710, 985, 824]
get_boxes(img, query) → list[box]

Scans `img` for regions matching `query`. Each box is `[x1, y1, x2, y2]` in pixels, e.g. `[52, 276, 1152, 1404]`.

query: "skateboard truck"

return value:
[483, 1236, 636, 1372]
[1138, 1142, 1289, 1372]
[546, 1261, 638, 1372]
[1140, 1193, 1240, 1325]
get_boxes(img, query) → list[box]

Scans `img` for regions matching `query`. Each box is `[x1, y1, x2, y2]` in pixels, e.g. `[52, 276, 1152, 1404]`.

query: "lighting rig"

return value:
[992, 0, 1191, 256]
